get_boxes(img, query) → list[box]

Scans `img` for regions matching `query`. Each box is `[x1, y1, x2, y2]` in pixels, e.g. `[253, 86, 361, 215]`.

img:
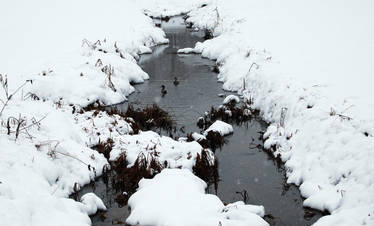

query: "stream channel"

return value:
[79, 16, 323, 226]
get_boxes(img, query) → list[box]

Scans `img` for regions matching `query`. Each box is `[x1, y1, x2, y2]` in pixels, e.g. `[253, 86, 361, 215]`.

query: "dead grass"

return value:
[91, 138, 114, 159]
[197, 102, 255, 131]
[82, 102, 173, 134]
[112, 153, 163, 206]
[193, 149, 219, 193]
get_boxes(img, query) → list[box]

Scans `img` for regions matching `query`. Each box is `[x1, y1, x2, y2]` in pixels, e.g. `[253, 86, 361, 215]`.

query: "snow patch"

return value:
[126, 169, 268, 226]
[204, 120, 233, 136]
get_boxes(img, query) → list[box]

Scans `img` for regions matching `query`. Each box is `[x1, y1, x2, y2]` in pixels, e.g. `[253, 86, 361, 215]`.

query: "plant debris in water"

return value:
[192, 149, 219, 193]
[197, 100, 257, 130]
[125, 104, 173, 131]
[188, 131, 226, 152]
[112, 153, 163, 206]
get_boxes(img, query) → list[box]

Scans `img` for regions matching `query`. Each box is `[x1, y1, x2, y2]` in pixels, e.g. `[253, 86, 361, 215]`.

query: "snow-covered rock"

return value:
[80, 193, 107, 215]
[223, 95, 240, 104]
[204, 120, 233, 136]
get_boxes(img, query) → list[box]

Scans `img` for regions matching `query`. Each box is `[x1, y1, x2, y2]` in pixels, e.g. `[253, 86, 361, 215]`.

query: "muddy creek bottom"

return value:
[79, 16, 323, 226]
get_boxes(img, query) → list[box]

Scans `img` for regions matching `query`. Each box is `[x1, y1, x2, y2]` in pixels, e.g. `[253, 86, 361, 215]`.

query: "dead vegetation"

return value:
[188, 131, 225, 152]
[0, 75, 47, 141]
[83, 102, 173, 134]
[113, 153, 163, 206]
[92, 138, 115, 159]
[193, 149, 219, 192]
[88, 135, 220, 207]
[197, 100, 256, 131]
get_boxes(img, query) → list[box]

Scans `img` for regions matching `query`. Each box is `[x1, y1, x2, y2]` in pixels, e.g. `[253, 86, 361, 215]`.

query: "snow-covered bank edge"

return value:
[169, 3, 374, 225]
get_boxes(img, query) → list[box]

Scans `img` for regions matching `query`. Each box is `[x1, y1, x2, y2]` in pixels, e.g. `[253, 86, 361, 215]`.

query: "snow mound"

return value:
[204, 120, 233, 136]
[177, 47, 202, 54]
[191, 132, 206, 141]
[223, 95, 240, 104]
[0, 100, 108, 226]
[110, 131, 210, 171]
[126, 168, 268, 226]
[80, 193, 106, 215]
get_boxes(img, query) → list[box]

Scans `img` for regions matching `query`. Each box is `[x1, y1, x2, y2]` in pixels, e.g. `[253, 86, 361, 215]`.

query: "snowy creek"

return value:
[79, 16, 323, 226]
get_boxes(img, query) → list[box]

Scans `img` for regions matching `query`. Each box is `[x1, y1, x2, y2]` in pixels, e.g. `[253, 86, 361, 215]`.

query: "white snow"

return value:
[204, 120, 233, 136]
[191, 132, 206, 142]
[109, 130, 210, 171]
[126, 168, 268, 226]
[0, 0, 168, 106]
[137, 0, 209, 18]
[80, 193, 107, 216]
[0, 102, 108, 226]
[223, 95, 240, 105]
[177, 47, 201, 54]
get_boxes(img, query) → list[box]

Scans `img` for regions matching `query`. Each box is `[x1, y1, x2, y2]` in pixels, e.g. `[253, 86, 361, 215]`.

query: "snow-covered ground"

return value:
[142, 0, 374, 225]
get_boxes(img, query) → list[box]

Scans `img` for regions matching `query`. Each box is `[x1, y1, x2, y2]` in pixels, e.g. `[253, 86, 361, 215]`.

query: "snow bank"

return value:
[204, 120, 233, 136]
[137, 0, 210, 18]
[177, 47, 202, 54]
[80, 193, 107, 215]
[1, 0, 168, 107]
[223, 95, 240, 105]
[0, 100, 108, 226]
[126, 168, 268, 226]
[110, 130, 208, 170]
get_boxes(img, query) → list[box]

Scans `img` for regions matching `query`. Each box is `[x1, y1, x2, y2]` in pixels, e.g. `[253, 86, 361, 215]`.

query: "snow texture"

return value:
[191, 132, 207, 142]
[223, 95, 240, 105]
[109, 130, 210, 171]
[126, 168, 268, 226]
[80, 193, 107, 215]
[204, 120, 234, 136]
[177, 47, 202, 54]
[0, 0, 168, 107]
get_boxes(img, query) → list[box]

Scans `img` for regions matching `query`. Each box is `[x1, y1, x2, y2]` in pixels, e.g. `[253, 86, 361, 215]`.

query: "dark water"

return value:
[80, 16, 322, 226]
